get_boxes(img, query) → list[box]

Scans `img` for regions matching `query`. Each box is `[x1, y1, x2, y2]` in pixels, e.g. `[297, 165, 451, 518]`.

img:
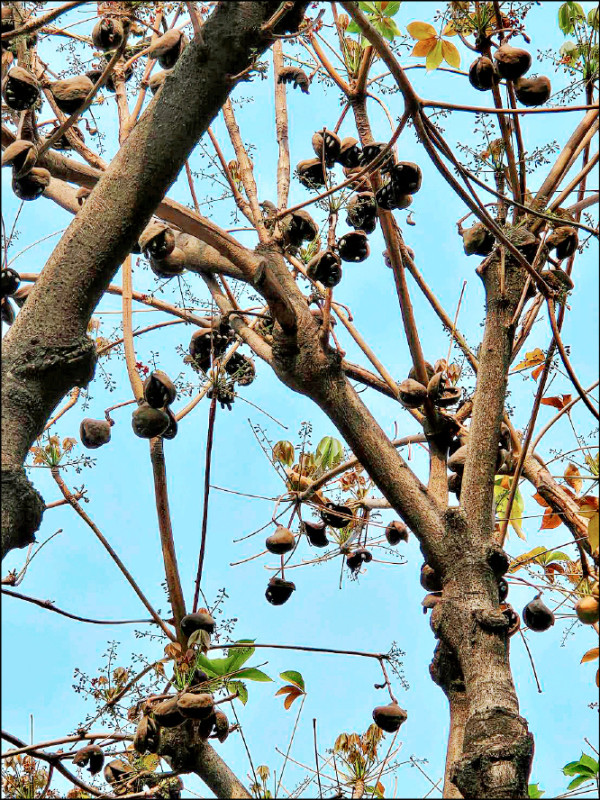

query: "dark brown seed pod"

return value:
[1, 5, 15, 42]
[320, 502, 353, 529]
[149, 29, 188, 69]
[12, 167, 51, 201]
[45, 123, 85, 151]
[198, 711, 217, 739]
[147, 69, 172, 95]
[92, 17, 124, 50]
[177, 692, 215, 720]
[2, 67, 40, 111]
[143, 370, 177, 408]
[375, 180, 412, 212]
[225, 353, 255, 386]
[447, 471, 462, 498]
[180, 610, 215, 637]
[346, 192, 377, 231]
[372, 703, 407, 733]
[463, 223, 495, 256]
[420, 563, 442, 592]
[426, 372, 445, 402]
[161, 407, 178, 440]
[265, 525, 295, 555]
[133, 715, 160, 754]
[1, 268, 21, 299]
[1, 139, 37, 178]
[337, 137, 362, 168]
[498, 577, 509, 602]
[302, 520, 329, 547]
[104, 759, 133, 785]
[297, 157, 328, 189]
[266, 576, 296, 605]
[307, 250, 342, 287]
[189, 328, 228, 370]
[346, 548, 372, 572]
[468, 56, 499, 91]
[389, 162, 422, 194]
[139, 221, 176, 260]
[50, 75, 94, 114]
[337, 230, 370, 263]
[501, 604, 520, 637]
[277, 65, 309, 93]
[360, 142, 395, 172]
[448, 444, 468, 473]
[131, 403, 170, 438]
[435, 386, 462, 408]
[279, 209, 319, 248]
[214, 710, 230, 743]
[73, 745, 104, 775]
[1, 298, 16, 326]
[150, 247, 186, 278]
[408, 361, 435, 382]
[312, 129, 341, 166]
[398, 378, 427, 408]
[494, 45, 531, 80]
[515, 75, 551, 107]
[545, 226, 578, 260]
[542, 268, 574, 297]
[385, 520, 409, 545]
[522, 595, 555, 632]
[80, 418, 111, 449]
[152, 697, 185, 728]
[188, 667, 209, 687]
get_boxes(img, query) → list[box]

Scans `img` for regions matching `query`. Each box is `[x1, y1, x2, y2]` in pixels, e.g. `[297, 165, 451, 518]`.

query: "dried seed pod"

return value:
[45, 123, 85, 151]
[337, 230, 370, 263]
[134, 715, 160, 754]
[522, 595, 555, 632]
[385, 520, 409, 545]
[426, 372, 445, 402]
[50, 75, 94, 114]
[463, 223, 495, 256]
[346, 547, 372, 572]
[180, 610, 215, 636]
[92, 17, 124, 50]
[307, 250, 342, 287]
[575, 596, 600, 624]
[389, 162, 422, 195]
[302, 520, 329, 547]
[346, 192, 377, 231]
[375, 180, 412, 212]
[149, 29, 188, 69]
[225, 353, 255, 386]
[189, 326, 230, 369]
[1, 139, 37, 178]
[501, 603, 520, 637]
[336, 137, 362, 168]
[1, 268, 20, 299]
[265, 576, 296, 605]
[420, 563, 442, 592]
[12, 167, 50, 201]
[447, 471, 462, 498]
[297, 157, 327, 189]
[448, 444, 468, 473]
[498, 577, 509, 602]
[1, 298, 16, 326]
[207, 382, 235, 411]
[435, 387, 462, 408]
[545, 226, 578, 260]
[277, 65, 309, 93]
[398, 378, 427, 408]
[265, 525, 295, 555]
[360, 142, 395, 172]
[148, 69, 172, 95]
[468, 56, 500, 91]
[214, 710, 230, 743]
[131, 403, 170, 439]
[152, 697, 185, 728]
[312, 129, 341, 166]
[320, 502, 353, 529]
[198, 711, 216, 739]
[514, 75, 551, 107]
[104, 759, 133, 785]
[162, 407, 178, 440]
[280, 209, 319, 248]
[80, 418, 111, 449]
[422, 593, 442, 613]
[408, 361, 435, 382]
[76, 187, 91, 206]
[73, 745, 104, 775]
[494, 45, 531, 80]
[2, 67, 40, 111]
[372, 703, 407, 733]
[143, 370, 177, 408]
[177, 692, 215, 720]
[150, 247, 186, 278]
[139, 222, 176, 260]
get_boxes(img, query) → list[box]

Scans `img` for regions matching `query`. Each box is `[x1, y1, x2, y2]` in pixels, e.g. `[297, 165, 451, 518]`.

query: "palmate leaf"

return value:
[226, 680, 248, 705]
[425, 40, 444, 71]
[235, 668, 272, 682]
[315, 436, 344, 471]
[280, 670, 305, 691]
[225, 640, 256, 671]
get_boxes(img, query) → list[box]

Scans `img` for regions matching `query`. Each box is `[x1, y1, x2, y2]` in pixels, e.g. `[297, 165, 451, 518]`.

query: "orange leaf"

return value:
[540, 507, 562, 530]
[531, 363, 545, 381]
[532, 492, 550, 508]
[443, 21, 458, 36]
[577, 495, 599, 515]
[406, 21, 437, 40]
[275, 686, 296, 697]
[540, 394, 572, 409]
[442, 39, 461, 68]
[512, 348, 545, 372]
[564, 463, 582, 495]
[283, 687, 303, 710]
[581, 647, 599, 664]
[596, 668, 599, 688]
[411, 38, 437, 57]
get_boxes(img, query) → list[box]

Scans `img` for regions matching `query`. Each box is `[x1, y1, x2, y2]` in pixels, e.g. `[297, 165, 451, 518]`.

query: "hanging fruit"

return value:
[92, 17, 124, 50]
[546, 226, 578, 260]
[180, 610, 215, 636]
[337, 230, 370, 263]
[143, 370, 177, 408]
[149, 29, 188, 69]
[514, 76, 551, 107]
[2, 139, 37, 178]
[522, 595, 555, 632]
[468, 57, 500, 91]
[336, 137, 362, 168]
[279, 209, 319, 249]
[312, 129, 342, 166]
[493, 45, 532, 80]
[12, 168, 51, 201]
[320, 502, 353, 528]
[139, 221, 176, 260]
[398, 379, 427, 408]
[80, 418, 112, 449]
[462, 222, 495, 256]
[346, 192, 377, 232]
[372, 703, 407, 733]
[265, 525, 295, 555]
[385, 520, 409, 545]
[360, 142, 395, 172]
[177, 692, 215, 720]
[50, 75, 95, 114]
[297, 157, 328, 188]
[131, 403, 170, 438]
[303, 520, 329, 547]
[265, 576, 296, 605]
[2, 67, 40, 111]
[307, 250, 342, 287]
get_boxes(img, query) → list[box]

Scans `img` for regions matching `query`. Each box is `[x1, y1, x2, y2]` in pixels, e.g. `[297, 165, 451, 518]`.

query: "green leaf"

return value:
[588, 7, 599, 30]
[528, 785, 545, 799]
[382, 1, 401, 16]
[425, 39, 444, 71]
[558, 3, 573, 34]
[279, 670, 305, 691]
[346, 20, 362, 33]
[225, 640, 256, 672]
[567, 774, 594, 790]
[578, 753, 599, 773]
[358, 1, 378, 12]
[194, 653, 229, 677]
[584, 453, 599, 476]
[235, 668, 273, 682]
[541, 550, 570, 565]
[226, 680, 248, 705]
[562, 758, 596, 777]
[315, 436, 344, 471]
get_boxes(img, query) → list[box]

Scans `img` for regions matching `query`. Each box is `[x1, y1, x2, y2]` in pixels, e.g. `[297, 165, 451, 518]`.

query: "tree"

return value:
[1, 1, 598, 798]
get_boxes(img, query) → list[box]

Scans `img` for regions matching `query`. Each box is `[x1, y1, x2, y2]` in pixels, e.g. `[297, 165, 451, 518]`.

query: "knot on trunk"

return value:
[13, 336, 97, 390]
[473, 608, 510, 632]
[1, 467, 44, 559]
[429, 641, 465, 695]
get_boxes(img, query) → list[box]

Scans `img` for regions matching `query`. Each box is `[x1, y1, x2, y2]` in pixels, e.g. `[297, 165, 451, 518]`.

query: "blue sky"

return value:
[2, 2, 599, 798]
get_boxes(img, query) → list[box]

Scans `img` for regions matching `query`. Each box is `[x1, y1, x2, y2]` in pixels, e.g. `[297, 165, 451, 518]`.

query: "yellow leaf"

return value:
[581, 647, 599, 664]
[406, 21, 437, 40]
[443, 21, 458, 36]
[512, 348, 545, 372]
[587, 512, 599, 552]
[442, 39, 461, 68]
[426, 39, 444, 71]
[564, 463, 582, 495]
[411, 38, 437, 57]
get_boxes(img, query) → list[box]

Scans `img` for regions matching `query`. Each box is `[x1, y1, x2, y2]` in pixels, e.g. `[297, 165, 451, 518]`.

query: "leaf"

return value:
[578, 495, 599, 516]
[225, 640, 256, 671]
[528, 784, 545, 799]
[376, 17, 401, 40]
[564, 463, 582, 494]
[346, 20, 362, 33]
[234, 668, 272, 682]
[140, 753, 159, 772]
[508, 546, 546, 572]
[511, 485, 526, 539]
[581, 647, 599, 664]
[531, 363, 545, 381]
[279, 670, 305, 691]
[443, 21, 457, 36]
[411, 38, 437, 57]
[382, 1, 401, 16]
[226, 680, 248, 705]
[406, 21, 437, 40]
[315, 436, 344, 471]
[532, 492, 550, 508]
[358, 1, 379, 12]
[540, 394, 572, 410]
[513, 348, 545, 372]
[273, 441, 294, 466]
[587, 512, 599, 552]
[194, 653, 229, 677]
[426, 39, 444, 71]
[541, 507, 562, 530]
[283, 687, 304, 710]
[275, 686, 297, 696]
[442, 39, 461, 68]
[584, 453, 599, 477]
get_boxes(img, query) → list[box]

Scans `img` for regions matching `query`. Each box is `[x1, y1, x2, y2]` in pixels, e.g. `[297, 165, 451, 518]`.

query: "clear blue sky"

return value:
[2, 2, 598, 798]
